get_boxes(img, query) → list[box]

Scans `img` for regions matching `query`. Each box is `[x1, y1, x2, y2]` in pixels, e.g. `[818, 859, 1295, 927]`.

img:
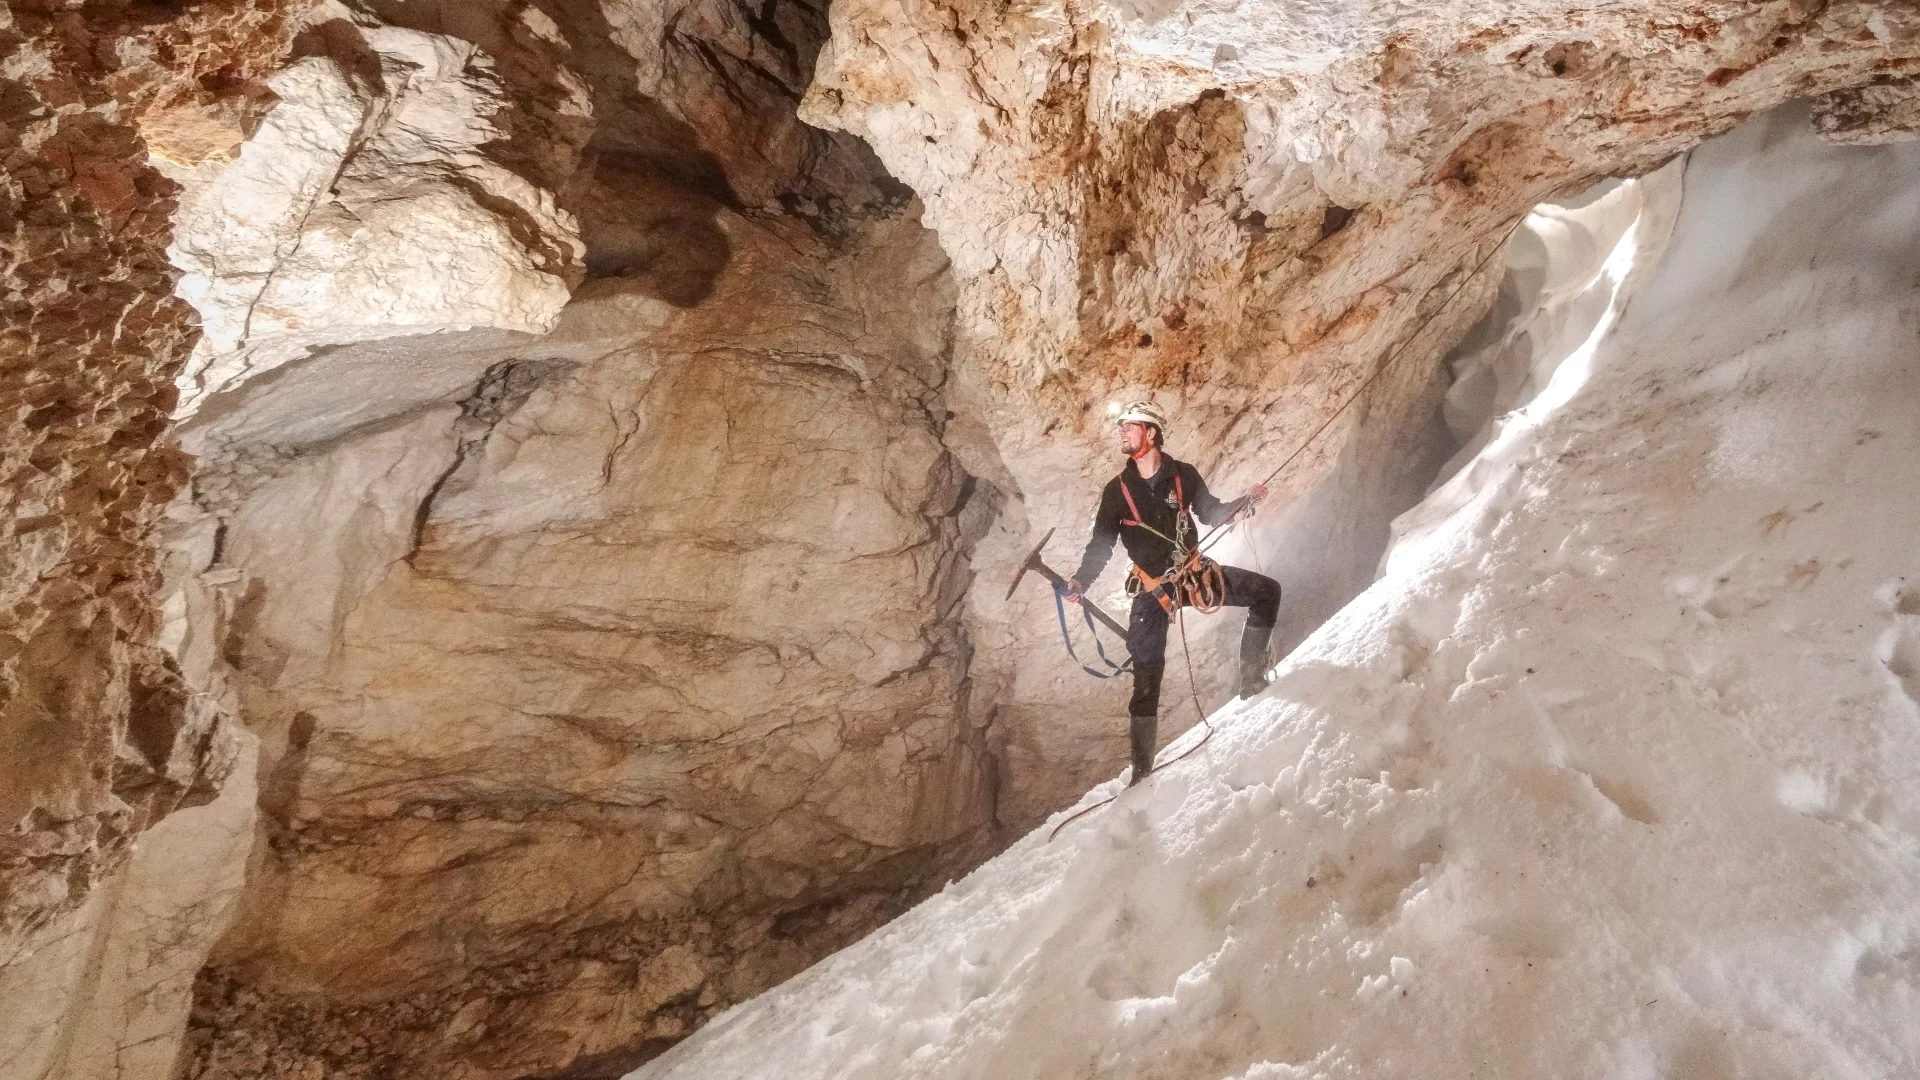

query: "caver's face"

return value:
[1118, 420, 1152, 456]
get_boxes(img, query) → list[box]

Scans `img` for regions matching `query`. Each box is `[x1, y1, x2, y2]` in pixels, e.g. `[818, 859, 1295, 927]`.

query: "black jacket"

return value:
[1074, 455, 1245, 582]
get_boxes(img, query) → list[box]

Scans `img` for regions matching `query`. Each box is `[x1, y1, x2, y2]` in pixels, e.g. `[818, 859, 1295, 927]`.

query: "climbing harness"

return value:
[1129, 556, 1226, 615]
[1115, 468, 1228, 615]
[1045, 228, 1523, 842]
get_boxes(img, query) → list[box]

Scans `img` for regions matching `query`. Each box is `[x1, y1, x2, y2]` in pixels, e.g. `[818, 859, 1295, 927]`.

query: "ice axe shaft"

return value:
[1005, 528, 1130, 640]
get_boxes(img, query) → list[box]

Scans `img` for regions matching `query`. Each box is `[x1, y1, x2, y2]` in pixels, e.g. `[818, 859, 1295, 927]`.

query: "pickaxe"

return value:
[1004, 527, 1130, 639]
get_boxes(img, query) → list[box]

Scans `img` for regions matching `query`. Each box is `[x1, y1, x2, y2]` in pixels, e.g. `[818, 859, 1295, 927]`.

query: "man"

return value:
[1064, 401, 1281, 785]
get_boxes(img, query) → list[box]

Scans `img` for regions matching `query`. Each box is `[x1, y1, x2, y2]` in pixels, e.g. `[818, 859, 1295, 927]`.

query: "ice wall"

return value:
[631, 105, 1920, 1080]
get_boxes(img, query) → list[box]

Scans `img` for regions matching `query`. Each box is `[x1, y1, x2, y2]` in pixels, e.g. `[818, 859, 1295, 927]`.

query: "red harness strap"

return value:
[1117, 469, 1183, 528]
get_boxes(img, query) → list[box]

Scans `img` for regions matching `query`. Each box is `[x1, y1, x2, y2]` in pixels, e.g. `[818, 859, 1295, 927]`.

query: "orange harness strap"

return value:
[1131, 553, 1225, 615]
[1117, 471, 1181, 530]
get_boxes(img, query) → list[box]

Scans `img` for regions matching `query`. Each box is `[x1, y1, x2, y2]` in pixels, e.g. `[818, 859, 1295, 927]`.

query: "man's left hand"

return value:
[1248, 483, 1268, 507]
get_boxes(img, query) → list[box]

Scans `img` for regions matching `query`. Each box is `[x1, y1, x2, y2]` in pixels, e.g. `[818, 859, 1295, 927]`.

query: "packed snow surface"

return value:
[634, 108, 1920, 1080]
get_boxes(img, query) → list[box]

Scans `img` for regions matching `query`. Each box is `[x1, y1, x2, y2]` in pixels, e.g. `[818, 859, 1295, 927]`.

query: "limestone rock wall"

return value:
[1811, 72, 1920, 143]
[806, 0, 1920, 412]
[180, 210, 985, 1080]
[0, 4, 294, 1076]
[156, 2, 997, 1078]
[166, 1, 589, 415]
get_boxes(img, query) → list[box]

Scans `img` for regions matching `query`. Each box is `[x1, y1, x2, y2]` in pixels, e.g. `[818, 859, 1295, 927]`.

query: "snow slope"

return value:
[633, 106, 1920, 1080]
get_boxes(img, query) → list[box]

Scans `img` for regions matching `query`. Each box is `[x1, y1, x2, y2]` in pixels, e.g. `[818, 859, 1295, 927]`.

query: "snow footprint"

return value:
[1343, 827, 1447, 925]
[1774, 765, 1904, 844]
[1876, 580, 1920, 709]
[1669, 552, 1808, 621]
[1839, 919, 1920, 982]
[1472, 909, 1572, 961]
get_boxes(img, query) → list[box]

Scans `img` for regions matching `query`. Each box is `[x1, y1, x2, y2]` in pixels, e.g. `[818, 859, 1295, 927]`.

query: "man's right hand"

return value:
[1063, 577, 1084, 604]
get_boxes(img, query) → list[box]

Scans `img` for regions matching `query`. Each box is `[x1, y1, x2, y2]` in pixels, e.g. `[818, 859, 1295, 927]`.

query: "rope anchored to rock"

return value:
[1190, 223, 1524, 561]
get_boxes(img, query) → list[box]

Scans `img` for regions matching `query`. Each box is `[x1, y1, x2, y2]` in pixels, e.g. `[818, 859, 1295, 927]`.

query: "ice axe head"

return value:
[1004, 527, 1057, 602]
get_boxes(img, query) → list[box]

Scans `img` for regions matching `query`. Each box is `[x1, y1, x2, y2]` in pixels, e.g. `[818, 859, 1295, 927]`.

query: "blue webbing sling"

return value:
[1052, 583, 1132, 678]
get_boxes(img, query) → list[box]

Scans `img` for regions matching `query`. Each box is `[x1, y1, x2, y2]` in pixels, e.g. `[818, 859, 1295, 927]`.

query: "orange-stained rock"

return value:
[0, 2, 295, 1076]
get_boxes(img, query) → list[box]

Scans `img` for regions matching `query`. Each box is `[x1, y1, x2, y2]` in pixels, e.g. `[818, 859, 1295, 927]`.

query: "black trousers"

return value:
[1126, 564, 1280, 716]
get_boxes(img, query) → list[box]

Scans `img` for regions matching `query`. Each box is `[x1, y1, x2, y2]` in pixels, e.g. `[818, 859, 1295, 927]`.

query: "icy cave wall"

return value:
[6, 2, 1920, 1080]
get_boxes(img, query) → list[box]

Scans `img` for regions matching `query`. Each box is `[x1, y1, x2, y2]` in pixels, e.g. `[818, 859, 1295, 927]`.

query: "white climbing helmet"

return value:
[1112, 400, 1169, 431]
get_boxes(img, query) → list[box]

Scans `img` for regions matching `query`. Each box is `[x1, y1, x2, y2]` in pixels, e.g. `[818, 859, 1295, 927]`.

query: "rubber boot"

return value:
[1236, 622, 1274, 699]
[1128, 713, 1158, 785]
